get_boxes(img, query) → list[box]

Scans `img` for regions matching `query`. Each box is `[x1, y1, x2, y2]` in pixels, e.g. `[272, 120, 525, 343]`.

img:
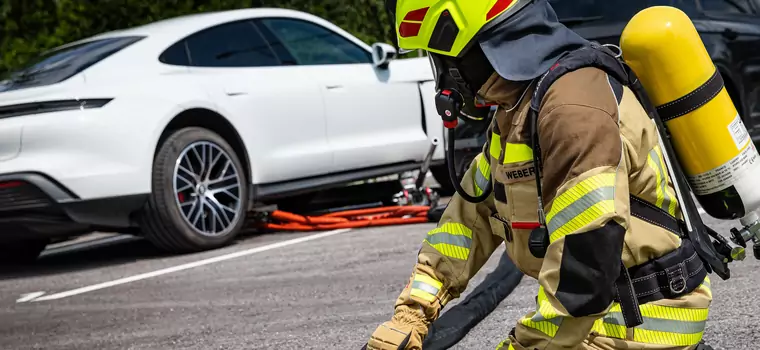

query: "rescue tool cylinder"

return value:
[620, 6, 760, 220]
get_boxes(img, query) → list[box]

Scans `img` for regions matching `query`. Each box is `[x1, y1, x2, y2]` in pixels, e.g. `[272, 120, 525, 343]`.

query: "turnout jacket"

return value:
[391, 67, 712, 350]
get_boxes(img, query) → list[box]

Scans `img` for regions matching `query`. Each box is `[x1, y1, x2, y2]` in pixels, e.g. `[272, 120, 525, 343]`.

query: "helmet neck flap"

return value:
[477, 0, 589, 82]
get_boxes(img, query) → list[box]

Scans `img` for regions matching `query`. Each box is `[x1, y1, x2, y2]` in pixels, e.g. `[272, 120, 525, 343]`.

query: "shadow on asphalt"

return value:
[0, 229, 275, 280]
[0, 238, 167, 280]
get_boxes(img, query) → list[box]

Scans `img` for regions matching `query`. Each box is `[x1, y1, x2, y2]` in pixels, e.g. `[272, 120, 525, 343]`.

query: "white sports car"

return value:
[0, 8, 446, 261]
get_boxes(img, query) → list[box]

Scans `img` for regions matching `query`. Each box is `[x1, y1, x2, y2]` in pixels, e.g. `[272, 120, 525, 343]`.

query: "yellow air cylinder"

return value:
[620, 6, 760, 220]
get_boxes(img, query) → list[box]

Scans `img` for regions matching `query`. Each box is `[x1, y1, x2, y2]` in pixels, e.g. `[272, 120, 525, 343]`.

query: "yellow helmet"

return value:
[386, 0, 533, 57]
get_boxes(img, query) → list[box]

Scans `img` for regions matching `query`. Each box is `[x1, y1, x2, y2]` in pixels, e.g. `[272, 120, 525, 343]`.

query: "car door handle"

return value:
[326, 85, 343, 90]
[226, 91, 248, 96]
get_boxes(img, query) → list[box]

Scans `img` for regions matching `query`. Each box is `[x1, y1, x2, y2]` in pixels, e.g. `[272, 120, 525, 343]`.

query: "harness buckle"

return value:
[666, 262, 687, 295]
[669, 275, 687, 294]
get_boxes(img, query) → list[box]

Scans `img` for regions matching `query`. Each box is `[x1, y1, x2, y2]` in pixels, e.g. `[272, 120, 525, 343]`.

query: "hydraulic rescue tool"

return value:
[395, 138, 442, 207]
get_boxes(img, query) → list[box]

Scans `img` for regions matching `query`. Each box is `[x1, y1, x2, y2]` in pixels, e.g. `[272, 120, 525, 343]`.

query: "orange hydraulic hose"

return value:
[270, 210, 349, 224]
[321, 206, 430, 218]
[256, 205, 433, 232]
[258, 216, 430, 231]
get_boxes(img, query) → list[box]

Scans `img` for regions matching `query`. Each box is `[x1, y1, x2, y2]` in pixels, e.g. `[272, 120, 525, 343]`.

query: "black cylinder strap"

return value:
[655, 69, 725, 122]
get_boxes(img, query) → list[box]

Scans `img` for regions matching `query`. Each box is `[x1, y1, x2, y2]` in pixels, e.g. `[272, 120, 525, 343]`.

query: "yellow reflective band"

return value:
[474, 156, 492, 196]
[607, 303, 709, 322]
[495, 340, 516, 350]
[654, 146, 679, 216]
[546, 173, 616, 242]
[490, 132, 503, 160]
[414, 274, 442, 290]
[699, 275, 712, 298]
[521, 287, 564, 337]
[591, 319, 628, 339]
[410, 288, 436, 303]
[424, 222, 473, 260]
[599, 303, 708, 346]
[503, 143, 533, 164]
[632, 327, 704, 346]
[520, 314, 559, 337]
[410, 273, 443, 304]
[648, 146, 678, 216]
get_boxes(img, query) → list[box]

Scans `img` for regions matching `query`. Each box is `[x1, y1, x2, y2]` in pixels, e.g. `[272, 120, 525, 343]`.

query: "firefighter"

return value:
[365, 0, 715, 349]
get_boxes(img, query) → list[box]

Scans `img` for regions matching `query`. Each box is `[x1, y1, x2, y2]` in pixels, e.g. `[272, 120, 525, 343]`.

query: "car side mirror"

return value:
[371, 42, 397, 69]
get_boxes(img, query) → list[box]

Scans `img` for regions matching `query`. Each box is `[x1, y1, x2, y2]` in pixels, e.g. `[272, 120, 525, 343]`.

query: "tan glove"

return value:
[364, 266, 451, 349]
[365, 307, 429, 350]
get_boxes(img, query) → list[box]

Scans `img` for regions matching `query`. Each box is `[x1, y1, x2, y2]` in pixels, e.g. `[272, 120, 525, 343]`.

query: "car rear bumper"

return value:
[0, 173, 148, 242]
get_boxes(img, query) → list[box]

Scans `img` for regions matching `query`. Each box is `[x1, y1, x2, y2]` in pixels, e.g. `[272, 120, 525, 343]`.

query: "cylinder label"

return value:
[728, 114, 750, 150]
[686, 141, 760, 195]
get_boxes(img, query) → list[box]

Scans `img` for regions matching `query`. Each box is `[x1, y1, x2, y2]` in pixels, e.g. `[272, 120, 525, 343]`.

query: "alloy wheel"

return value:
[172, 141, 243, 237]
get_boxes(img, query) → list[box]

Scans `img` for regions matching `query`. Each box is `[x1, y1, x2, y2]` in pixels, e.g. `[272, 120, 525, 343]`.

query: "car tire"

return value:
[0, 239, 48, 264]
[139, 127, 249, 254]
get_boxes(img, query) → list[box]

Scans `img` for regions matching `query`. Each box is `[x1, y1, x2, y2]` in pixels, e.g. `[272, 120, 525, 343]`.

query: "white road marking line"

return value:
[33, 228, 352, 302]
[16, 292, 46, 303]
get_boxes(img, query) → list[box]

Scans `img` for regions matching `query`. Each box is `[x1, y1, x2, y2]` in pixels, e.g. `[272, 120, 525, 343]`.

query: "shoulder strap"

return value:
[529, 42, 630, 113]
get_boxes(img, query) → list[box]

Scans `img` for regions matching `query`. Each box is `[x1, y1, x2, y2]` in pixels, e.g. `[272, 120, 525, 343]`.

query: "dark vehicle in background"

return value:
[437, 0, 760, 193]
[550, 0, 760, 134]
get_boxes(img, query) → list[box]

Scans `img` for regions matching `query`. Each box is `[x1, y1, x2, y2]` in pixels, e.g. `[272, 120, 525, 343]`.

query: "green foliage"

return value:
[0, 0, 411, 75]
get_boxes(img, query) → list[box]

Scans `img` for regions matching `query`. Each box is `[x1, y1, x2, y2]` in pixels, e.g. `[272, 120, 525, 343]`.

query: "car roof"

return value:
[57, 7, 367, 51]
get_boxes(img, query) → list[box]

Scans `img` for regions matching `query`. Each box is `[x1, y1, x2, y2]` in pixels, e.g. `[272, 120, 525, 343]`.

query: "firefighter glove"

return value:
[366, 312, 428, 350]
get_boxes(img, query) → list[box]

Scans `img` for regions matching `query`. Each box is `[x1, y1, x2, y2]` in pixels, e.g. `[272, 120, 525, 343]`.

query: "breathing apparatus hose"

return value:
[445, 127, 493, 203]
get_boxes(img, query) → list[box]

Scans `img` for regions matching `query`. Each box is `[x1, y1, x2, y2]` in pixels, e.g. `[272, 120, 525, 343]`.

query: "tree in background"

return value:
[0, 0, 402, 75]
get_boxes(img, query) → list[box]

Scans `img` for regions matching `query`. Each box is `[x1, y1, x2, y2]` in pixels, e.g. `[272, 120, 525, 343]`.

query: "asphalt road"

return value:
[0, 211, 758, 349]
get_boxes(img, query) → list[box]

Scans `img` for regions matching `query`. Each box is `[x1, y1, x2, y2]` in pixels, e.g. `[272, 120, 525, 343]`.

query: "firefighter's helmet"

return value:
[384, 0, 533, 57]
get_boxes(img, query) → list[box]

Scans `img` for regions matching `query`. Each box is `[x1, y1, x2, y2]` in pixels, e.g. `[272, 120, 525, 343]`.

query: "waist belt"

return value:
[612, 195, 708, 328]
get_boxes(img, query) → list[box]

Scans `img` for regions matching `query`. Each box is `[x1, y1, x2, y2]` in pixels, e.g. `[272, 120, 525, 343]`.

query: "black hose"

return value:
[446, 128, 493, 203]
[423, 253, 524, 350]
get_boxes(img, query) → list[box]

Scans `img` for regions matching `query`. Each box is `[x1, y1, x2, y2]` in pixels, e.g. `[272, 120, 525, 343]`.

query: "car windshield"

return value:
[0, 36, 144, 93]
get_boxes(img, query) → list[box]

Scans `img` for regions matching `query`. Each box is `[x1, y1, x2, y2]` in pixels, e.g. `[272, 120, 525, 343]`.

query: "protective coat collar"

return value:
[477, 0, 589, 82]
[477, 73, 531, 110]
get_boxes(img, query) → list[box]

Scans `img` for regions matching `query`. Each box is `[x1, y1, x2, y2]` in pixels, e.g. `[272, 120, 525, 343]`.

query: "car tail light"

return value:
[0, 181, 23, 189]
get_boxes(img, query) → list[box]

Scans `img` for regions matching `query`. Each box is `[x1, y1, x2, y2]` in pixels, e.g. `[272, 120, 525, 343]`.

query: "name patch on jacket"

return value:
[495, 163, 538, 184]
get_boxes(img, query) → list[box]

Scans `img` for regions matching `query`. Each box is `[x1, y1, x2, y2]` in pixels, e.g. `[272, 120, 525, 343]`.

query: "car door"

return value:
[255, 17, 428, 173]
[179, 19, 333, 183]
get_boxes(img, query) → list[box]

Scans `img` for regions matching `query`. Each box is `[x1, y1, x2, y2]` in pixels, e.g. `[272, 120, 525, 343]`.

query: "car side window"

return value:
[184, 20, 280, 67]
[159, 40, 190, 66]
[699, 0, 752, 13]
[257, 18, 372, 66]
